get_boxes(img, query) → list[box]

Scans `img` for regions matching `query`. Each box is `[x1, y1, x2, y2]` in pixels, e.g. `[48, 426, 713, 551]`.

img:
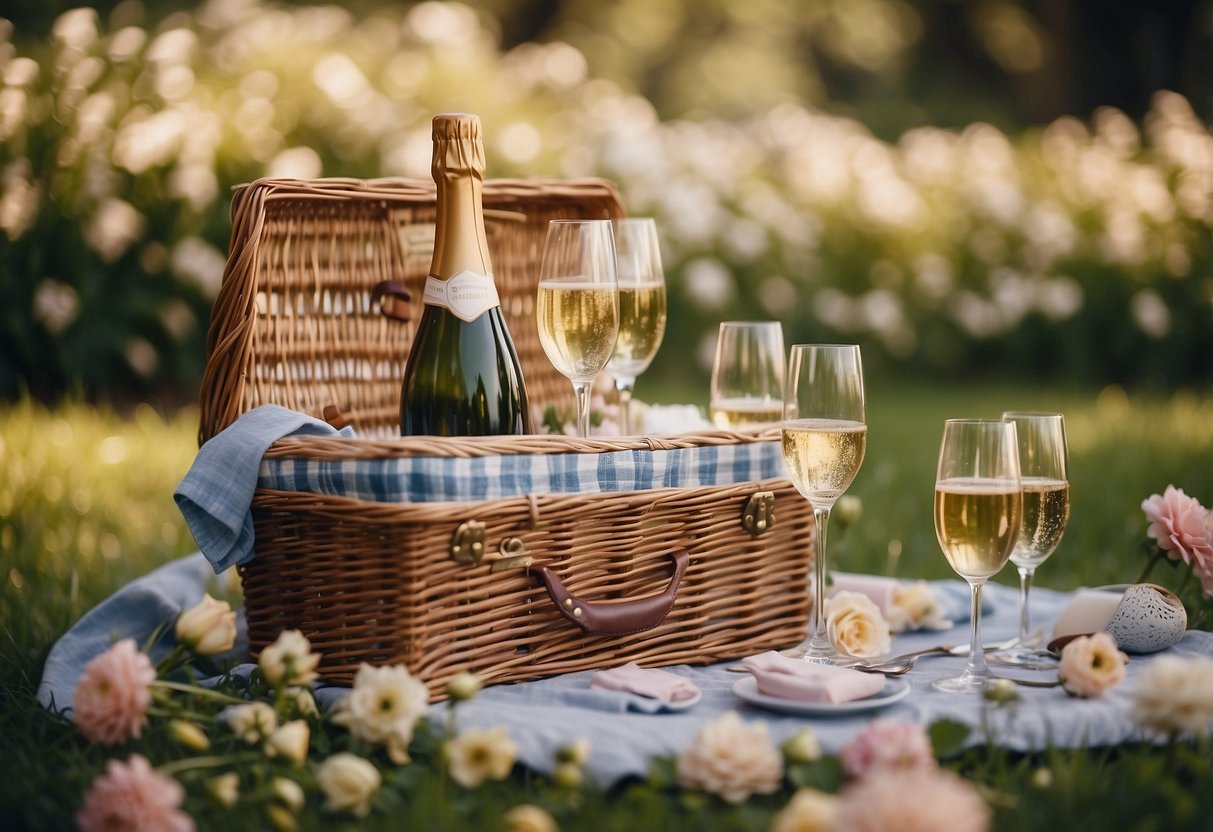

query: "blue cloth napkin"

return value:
[173, 405, 352, 573]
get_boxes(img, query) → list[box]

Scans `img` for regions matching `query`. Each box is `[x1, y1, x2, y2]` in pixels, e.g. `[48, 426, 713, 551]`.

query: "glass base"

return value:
[782, 637, 844, 665]
[931, 670, 991, 694]
[987, 647, 1057, 670]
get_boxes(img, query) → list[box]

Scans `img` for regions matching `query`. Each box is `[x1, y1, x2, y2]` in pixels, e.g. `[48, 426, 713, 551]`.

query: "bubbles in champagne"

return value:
[1010, 477, 1070, 568]
[934, 477, 1023, 580]
[608, 282, 666, 380]
[536, 283, 619, 382]
[781, 418, 867, 507]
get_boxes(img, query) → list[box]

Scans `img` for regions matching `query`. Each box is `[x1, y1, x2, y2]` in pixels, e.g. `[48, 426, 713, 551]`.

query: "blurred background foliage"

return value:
[1, 0, 1211, 405]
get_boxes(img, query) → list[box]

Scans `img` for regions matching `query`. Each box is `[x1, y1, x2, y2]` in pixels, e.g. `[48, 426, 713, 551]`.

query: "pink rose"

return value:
[76, 754, 195, 832]
[1058, 632, 1128, 697]
[1141, 486, 1213, 573]
[74, 639, 156, 745]
[839, 720, 936, 779]
[834, 767, 991, 832]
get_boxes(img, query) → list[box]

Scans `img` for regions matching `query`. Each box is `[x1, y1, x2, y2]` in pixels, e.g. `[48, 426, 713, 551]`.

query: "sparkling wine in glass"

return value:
[783, 344, 867, 663]
[607, 218, 666, 435]
[992, 411, 1070, 669]
[709, 322, 785, 429]
[932, 419, 1023, 693]
[536, 220, 620, 437]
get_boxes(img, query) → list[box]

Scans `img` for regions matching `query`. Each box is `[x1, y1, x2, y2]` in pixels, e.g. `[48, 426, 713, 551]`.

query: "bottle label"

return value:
[422, 271, 500, 322]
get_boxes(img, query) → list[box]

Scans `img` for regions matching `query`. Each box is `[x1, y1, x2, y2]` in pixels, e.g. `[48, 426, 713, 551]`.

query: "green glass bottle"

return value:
[399, 114, 532, 436]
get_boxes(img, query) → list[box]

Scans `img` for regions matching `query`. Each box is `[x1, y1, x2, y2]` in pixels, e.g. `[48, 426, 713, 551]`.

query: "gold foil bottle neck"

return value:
[429, 112, 492, 280]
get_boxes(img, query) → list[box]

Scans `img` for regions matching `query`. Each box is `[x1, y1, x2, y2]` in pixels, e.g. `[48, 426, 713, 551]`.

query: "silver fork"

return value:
[840, 627, 1045, 675]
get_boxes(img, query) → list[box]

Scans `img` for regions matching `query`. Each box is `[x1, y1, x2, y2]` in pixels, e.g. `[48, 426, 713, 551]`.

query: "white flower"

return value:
[286, 686, 318, 718]
[824, 591, 892, 659]
[888, 581, 950, 633]
[676, 711, 783, 804]
[782, 728, 822, 764]
[1132, 655, 1213, 737]
[771, 787, 839, 832]
[266, 720, 310, 765]
[446, 669, 483, 703]
[1058, 632, 1127, 698]
[446, 727, 518, 788]
[332, 663, 429, 765]
[168, 719, 209, 751]
[316, 753, 381, 817]
[207, 772, 240, 808]
[175, 593, 237, 655]
[555, 738, 591, 766]
[223, 702, 277, 744]
[503, 803, 559, 832]
[259, 630, 319, 687]
[272, 777, 305, 812]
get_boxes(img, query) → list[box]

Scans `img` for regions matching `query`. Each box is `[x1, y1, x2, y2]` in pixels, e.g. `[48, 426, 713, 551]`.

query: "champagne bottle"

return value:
[399, 113, 532, 436]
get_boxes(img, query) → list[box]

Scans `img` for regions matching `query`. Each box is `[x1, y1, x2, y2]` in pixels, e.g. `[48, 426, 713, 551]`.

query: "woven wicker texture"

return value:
[199, 177, 625, 444]
[202, 176, 815, 699]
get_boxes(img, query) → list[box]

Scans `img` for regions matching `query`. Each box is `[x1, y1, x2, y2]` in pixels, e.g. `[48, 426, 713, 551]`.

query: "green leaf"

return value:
[786, 758, 844, 791]
[929, 718, 971, 759]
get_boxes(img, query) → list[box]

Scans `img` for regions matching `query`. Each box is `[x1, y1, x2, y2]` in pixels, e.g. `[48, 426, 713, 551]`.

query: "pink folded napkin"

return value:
[741, 651, 886, 704]
[830, 574, 899, 617]
[589, 662, 700, 703]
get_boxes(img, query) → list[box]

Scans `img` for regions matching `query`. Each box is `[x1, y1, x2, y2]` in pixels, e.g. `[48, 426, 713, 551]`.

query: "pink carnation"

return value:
[1141, 486, 1213, 574]
[834, 767, 991, 832]
[76, 754, 195, 832]
[74, 639, 156, 745]
[839, 720, 936, 779]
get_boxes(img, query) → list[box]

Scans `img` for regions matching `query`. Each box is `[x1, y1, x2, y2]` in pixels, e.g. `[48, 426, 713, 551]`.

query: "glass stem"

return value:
[807, 506, 833, 655]
[573, 381, 592, 438]
[964, 581, 988, 679]
[616, 379, 635, 435]
[1017, 566, 1035, 646]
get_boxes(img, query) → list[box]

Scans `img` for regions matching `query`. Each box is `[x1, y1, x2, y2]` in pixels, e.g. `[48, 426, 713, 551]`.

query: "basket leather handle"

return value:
[371, 280, 411, 322]
[536, 549, 689, 636]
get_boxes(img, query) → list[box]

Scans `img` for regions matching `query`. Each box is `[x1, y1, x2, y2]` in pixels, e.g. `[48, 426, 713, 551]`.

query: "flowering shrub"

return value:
[2, 4, 1212, 402]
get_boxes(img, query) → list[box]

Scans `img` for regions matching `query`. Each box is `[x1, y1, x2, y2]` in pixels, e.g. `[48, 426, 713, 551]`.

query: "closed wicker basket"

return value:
[200, 177, 813, 699]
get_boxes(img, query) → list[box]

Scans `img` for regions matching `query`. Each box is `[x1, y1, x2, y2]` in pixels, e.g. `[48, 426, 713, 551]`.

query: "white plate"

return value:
[658, 691, 702, 712]
[732, 676, 910, 716]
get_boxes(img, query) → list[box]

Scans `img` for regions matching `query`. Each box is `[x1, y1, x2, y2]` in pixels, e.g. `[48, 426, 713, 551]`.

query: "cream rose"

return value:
[332, 663, 429, 765]
[675, 711, 783, 804]
[889, 581, 950, 632]
[1132, 655, 1213, 737]
[175, 593, 237, 655]
[446, 727, 518, 788]
[503, 804, 559, 832]
[272, 777, 305, 812]
[222, 702, 277, 744]
[266, 720, 310, 765]
[771, 787, 839, 832]
[317, 753, 381, 817]
[824, 591, 891, 659]
[259, 630, 319, 687]
[207, 772, 240, 809]
[1058, 632, 1128, 698]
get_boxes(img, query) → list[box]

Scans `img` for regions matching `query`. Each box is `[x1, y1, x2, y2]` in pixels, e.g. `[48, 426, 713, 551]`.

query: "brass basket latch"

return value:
[450, 520, 486, 564]
[742, 491, 775, 535]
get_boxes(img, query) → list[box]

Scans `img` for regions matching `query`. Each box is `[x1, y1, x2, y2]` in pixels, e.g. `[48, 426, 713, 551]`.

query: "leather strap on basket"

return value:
[371, 280, 411, 322]
[536, 549, 689, 636]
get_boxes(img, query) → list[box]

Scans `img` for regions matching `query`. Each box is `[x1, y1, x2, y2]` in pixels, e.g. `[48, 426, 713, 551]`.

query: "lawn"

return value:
[1, 382, 1212, 830]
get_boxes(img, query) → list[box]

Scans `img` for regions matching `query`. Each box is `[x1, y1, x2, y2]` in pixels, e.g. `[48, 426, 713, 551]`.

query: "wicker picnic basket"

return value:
[199, 176, 813, 699]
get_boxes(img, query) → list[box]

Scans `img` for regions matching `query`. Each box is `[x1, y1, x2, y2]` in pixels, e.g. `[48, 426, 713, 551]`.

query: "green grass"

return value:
[1, 385, 1212, 830]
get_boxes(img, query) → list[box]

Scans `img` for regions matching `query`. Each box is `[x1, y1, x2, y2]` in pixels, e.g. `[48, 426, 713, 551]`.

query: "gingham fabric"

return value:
[258, 440, 784, 503]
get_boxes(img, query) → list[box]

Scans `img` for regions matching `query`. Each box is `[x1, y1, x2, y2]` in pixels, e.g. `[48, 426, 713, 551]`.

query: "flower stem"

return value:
[1134, 548, 1166, 584]
[152, 680, 248, 705]
[156, 753, 259, 777]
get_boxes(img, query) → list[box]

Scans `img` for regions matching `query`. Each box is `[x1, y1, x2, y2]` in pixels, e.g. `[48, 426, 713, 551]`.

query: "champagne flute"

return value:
[536, 219, 620, 437]
[933, 419, 1023, 693]
[991, 412, 1070, 669]
[607, 218, 667, 435]
[709, 322, 785, 429]
[782, 344, 867, 663]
